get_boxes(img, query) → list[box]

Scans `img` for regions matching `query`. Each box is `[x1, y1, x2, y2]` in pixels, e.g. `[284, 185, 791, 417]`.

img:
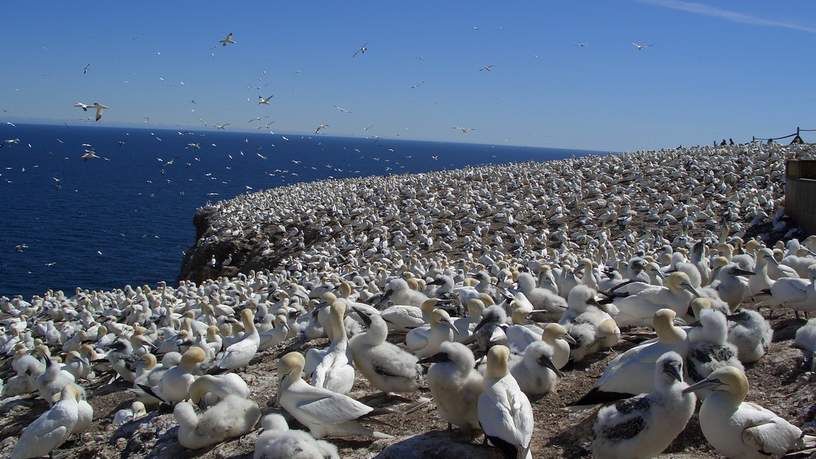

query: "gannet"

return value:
[174, 394, 261, 449]
[352, 43, 368, 57]
[612, 272, 698, 327]
[758, 264, 816, 318]
[478, 345, 534, 459]
[113, 401, 147, 427]
[139, 347, 205, 405]
[592, 352, 695, 459]
[686, 309, 744, 384]
[254, 414, 340, 459]
[515, 272, 567, 318]
[510, 338, 562, 396]
[414, 309, 455, 359]
[685, 367, 816, 458]
[36, 354, 76, 405]
[572, 308, 687, 405]
[349, 306, 421, 394]
[219, 32, 236, 46]
[794, 318, 816, 371]
[420, 342, 483, 431]
[10, 384, 81, 459]
[189, 373, 251, 407]
[277, 352, 390, 439]
[216, 308, 259, 369]
[89, 102, 109, 121]
[381, 298, 437, 333]
[308, 301, 355, 394]
[726, 308, 772, 363]
[379, 278, 429, 308]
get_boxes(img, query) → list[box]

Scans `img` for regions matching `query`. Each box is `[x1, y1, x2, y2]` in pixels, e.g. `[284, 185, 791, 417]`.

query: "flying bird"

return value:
[452, 127, 476, 134]
[334, 105, 351, 113]
[353, 43, 368, 57]
[83, 64, 90, 74]
[258, 95, 273, 105]
[632, 42, 652, 51]
[91, 103, 109, 121]
[480, 64, 494, 72]
[81, 150, 100, 160]
[219, 33, 236, 46]
[314, 123, 329, 135]
[215, 123, 230, 130]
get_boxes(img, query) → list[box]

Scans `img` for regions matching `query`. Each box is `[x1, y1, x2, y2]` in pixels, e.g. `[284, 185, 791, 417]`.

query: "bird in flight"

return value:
[431, 155, 439, 160]
[83, 64, 91, 74]
[632, 41, 651, 51]
[15, 244, 28, 253]
[353, 43, 368, 57]
[75, 102, 109, 121]
[214, 123, 230, 130]
[577, 42, 586, 48]
[220, 33, 236, 46]
[452, 127, 476, 134]
[410, 81, 425, 89]
[258, 95, 273, 105]
[314, 123, 329, 135]
[81, 149, 100, 160]
[480, 64, 494, 72]
[334, 105, 351, 113]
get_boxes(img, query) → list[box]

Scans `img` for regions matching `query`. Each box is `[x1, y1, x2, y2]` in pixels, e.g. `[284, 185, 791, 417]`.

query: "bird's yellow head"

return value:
[486, 345, 510, 379]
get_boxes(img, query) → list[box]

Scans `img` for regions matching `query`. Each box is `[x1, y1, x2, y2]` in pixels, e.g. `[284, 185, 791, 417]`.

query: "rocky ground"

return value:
[1, 309, 813, 459]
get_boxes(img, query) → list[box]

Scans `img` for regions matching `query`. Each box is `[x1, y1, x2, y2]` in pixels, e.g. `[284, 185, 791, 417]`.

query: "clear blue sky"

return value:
[2, 0, 815, 151]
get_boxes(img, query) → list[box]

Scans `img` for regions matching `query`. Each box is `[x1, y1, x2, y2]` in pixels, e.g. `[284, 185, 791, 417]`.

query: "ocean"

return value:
[0, 123, 603, 298]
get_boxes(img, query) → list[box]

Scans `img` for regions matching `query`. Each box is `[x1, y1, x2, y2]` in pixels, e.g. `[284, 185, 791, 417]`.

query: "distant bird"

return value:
[90, 103, 109, 121]
[577, 42, 586, 48]
[15, 244, 28, 253]
[410, 81, 425, 89]
[82, 64, 90, 75]
[187, 143, 201, 150]
[632, 42, 651, 51]
[480, 64, 494, 72]
[219, 33, 236, 46]
[334, 105, 351, 113]
[314, 123, 329, 135]
[258, 95, 273, 105]
[352, 43, 368, 57]
[215, 123, 230, 130]
[452, 127, 475, 134]
[81, 150, 100, 160]
[74, 102, 91, 112]
[431, 155, 439, 161]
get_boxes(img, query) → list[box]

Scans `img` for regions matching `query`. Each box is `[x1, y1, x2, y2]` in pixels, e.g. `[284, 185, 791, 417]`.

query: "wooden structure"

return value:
[786, 160, 816, 234]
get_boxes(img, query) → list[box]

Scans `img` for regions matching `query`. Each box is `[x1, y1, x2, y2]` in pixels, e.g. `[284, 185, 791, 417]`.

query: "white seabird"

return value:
[174, 394, 261, 449]
[592, 352, 696, 459]
[253, 413, 340, 459]
[10, 384, 81, 459]
[684, 366, 816, 458]
[478, 345, 534, 459]
[277, 351, 391, 439]
[420, 341, 484, 432]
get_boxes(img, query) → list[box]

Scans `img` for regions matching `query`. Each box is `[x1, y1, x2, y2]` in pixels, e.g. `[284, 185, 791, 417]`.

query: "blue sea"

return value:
[0, 124, 602, 298]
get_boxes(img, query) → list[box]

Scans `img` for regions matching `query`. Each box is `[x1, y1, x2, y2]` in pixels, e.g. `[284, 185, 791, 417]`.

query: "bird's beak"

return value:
[682, 377, 720, 394]
[429, 278, 446, 286]
[666, 364, 682, 382]
[417, 352, 451, 365]
[682, 284, 701, 298]
[562, 334, 577, 345]
[673, 317, 688, 326]
[352, 307, 371, 328]
[733, 269, 756, 277]
[587, 297, 601, 306]
[664, 268, 677, 274]
[537, 354, 563, 377]
[440, 318, 455, 330]
[655, 270, 667, 279]
[472, 316, 489, 333]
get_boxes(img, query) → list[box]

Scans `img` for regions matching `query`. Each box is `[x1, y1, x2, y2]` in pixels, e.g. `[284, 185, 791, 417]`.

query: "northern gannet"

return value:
[139, 347, 205, 405]
[10, 384, 81, 459]
[687, 309, 744, 384]
[113, 401, 147, 427]
[592, 352, 695, 459]
[349, 306, 421, 394]
[510, 338, 562, 396]
[572, 308, 687, 405]
[174, 394, 261, 449]
[478, 345, 533, 459]
[277, 352, 391, 439]
[253, 414, 340, 459]
[420, 342, 483, 432]
[612, 272, 698, 327]
[308, 301, 355, 394]
[795, 318, 816, 371]
[216, 308, 259, 369]
[189, 373, 251, 407]
[414, 309, 455, 359]
[219, 32, 236, 46]
[685, 366, 816, 458]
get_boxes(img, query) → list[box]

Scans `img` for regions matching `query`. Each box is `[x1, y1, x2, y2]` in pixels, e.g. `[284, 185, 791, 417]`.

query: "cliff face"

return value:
[178, 206, 323, 284]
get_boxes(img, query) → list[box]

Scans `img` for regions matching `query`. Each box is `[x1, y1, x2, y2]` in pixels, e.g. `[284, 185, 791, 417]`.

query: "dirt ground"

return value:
[1, 310, 815, 459]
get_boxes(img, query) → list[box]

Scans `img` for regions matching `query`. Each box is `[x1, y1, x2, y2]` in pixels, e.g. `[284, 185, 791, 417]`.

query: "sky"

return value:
[1, 0, 815, 151]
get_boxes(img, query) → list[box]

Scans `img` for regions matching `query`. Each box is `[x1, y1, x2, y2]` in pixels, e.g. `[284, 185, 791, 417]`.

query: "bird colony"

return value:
[2, 143, 816, 459]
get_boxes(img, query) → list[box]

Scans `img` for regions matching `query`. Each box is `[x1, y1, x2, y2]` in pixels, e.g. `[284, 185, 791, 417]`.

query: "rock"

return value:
[375, 432, 504, 459]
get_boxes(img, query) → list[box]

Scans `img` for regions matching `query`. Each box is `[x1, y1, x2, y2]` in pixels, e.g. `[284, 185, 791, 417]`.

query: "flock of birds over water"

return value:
[2, 142, 816, 458]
